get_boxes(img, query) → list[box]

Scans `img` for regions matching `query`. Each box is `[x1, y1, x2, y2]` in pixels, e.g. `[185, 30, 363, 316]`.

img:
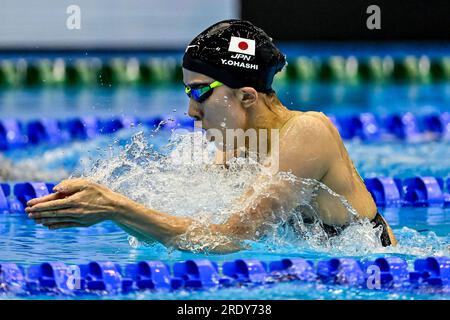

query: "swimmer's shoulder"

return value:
[280, 110, 335, 137]
[278, 110, 336, 179]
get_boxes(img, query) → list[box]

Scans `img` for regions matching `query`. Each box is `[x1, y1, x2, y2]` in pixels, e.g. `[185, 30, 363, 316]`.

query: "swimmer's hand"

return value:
[25, 178, 128, 230]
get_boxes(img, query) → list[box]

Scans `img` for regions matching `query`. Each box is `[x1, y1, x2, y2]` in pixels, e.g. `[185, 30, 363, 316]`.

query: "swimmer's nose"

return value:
[188, 101, 203, 121]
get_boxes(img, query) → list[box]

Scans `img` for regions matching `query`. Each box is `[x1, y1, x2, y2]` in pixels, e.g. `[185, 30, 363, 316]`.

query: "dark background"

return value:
[241, 0, 450, 41]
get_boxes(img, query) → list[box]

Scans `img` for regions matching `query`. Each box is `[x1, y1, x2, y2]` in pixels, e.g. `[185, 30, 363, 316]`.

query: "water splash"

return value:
[79, 130, 413, 254]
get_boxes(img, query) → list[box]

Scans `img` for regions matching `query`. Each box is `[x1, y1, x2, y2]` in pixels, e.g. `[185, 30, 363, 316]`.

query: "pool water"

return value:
[0, 208, 448, 300]
[1, 82, 449, 300]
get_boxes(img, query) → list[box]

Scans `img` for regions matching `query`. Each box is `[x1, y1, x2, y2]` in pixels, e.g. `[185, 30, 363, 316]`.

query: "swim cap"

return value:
[182, 19, 286, 93]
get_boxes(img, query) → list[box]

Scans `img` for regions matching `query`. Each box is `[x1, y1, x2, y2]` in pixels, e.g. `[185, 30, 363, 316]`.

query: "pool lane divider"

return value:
[0, 116, 195, 150]
[0, 257, 449, 296]
[1, 176, 450, 214]
[1, 55, 450, 88]
[0, 182, 56, 214]
[1, 112, 450, 151]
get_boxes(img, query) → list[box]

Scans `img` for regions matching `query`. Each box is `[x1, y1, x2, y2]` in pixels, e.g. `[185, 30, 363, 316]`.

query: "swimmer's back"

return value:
[280, 110, 378, 222]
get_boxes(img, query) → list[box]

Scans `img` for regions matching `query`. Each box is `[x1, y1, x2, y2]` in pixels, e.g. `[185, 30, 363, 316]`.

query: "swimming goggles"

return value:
[184, 80, 223, 103]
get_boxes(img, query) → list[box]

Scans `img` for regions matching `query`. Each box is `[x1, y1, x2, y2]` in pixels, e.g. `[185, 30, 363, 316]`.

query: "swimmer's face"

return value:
[183, 68, 258, 149]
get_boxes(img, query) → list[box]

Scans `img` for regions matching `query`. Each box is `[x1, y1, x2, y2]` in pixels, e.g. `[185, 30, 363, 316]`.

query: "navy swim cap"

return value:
[182, 19, 286, 93]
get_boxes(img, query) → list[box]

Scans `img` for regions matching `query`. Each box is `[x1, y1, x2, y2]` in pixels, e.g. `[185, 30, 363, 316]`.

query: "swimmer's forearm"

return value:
[112, 198, 243, 253]
[112, 198, 193, 246]
[115, 221, 157, 245]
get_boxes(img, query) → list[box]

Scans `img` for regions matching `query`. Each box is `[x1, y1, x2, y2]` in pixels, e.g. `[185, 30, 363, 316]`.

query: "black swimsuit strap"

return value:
[370, 211, 392, 247]
[321, 212, 392, 247]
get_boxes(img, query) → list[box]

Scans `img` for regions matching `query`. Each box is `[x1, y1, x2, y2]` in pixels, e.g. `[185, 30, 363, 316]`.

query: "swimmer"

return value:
[25, 20, 397, 252]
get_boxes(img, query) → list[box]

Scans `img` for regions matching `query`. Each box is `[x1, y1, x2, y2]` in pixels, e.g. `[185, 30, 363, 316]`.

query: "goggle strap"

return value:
[209, 81, 223, 89]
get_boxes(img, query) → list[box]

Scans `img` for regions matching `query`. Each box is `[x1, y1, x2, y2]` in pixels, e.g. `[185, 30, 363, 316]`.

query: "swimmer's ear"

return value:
[236, 87, 257, 108]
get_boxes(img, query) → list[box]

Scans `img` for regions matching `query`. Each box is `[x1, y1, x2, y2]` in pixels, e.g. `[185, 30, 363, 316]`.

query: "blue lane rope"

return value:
[1, 176, 450, 214]
[0, 112, 449, 150]
[0, 257, 449, 296]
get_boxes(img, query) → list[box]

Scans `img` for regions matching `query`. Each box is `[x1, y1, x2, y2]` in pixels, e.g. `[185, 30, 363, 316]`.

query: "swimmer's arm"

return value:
[111, 177, 301, 254]
[112, 198, 243, 253]
[115, 221, 157, 245]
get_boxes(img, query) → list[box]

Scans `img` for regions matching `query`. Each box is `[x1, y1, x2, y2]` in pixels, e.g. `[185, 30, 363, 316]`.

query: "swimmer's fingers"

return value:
[25, 178, 90, 207]
[25, 198, 76, 214]
[28, 208, 79, 219]
[53, 178, 92, 195]
[47, 222, 84, 230]
[35, 217, 78, 225]
[26, 192, 66, 207]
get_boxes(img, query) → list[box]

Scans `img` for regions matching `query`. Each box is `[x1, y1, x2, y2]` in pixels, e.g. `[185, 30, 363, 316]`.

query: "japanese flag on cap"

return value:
[228, 36, 256, 56]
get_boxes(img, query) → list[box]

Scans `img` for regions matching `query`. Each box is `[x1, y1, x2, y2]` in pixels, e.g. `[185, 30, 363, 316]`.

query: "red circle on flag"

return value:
[238, 41, 248, 50]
